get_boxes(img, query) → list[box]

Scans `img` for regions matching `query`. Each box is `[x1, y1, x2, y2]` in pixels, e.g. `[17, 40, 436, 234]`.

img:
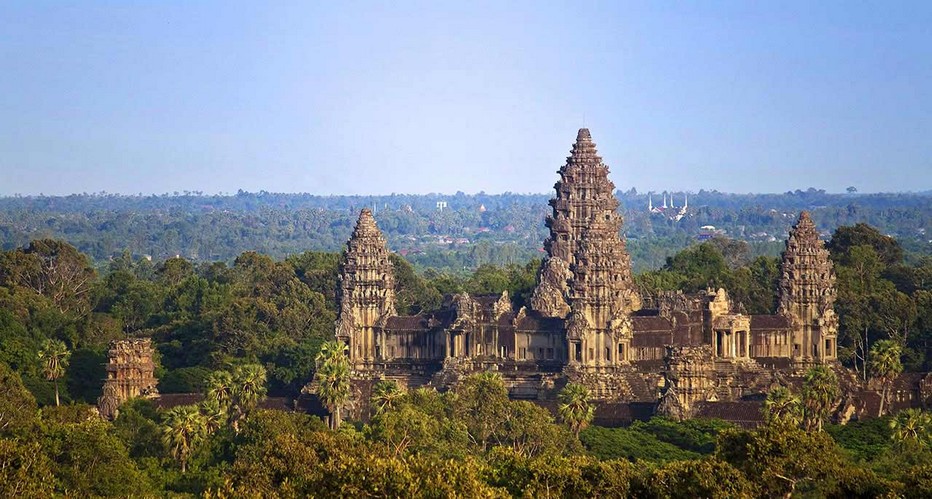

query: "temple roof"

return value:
[385, 315, 432, 331]
[693, 401, 764, 428]
[516, 311, 565, 332]
[750, 314, 791, 330]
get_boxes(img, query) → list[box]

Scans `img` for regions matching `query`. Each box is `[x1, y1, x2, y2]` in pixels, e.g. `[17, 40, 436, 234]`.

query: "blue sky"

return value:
[1, 1, 929, 195]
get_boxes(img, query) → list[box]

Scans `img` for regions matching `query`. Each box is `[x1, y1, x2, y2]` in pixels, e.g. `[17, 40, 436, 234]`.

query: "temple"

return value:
[97, 338, 159, 419]
[332, 129, 844, 418]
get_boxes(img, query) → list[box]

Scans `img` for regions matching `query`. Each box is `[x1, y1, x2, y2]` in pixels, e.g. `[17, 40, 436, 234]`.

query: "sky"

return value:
[1, 1, 930, 196]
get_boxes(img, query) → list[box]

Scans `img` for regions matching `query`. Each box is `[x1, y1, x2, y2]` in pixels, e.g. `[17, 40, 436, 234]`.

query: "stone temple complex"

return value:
[333, 129, 852, 420]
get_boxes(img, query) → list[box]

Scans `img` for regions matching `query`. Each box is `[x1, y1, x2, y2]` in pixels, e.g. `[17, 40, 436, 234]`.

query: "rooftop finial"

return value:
[576, 128, 591, 141]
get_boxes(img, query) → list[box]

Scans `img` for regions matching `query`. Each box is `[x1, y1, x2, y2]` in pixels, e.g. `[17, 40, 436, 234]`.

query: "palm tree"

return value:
[162, 405, 207, 473]
[230, 364, 267, 432]
[890, 409, 931, 449]
[232, 364, 267, 412]
[371, 379, 404, 416]
[199, 398, 226, 435]
[890, 409, 932, 447]
[38, 339, 70, 406]
[557, 383, 594, 437]
[801, 365, 840, 432]
[763, 386, 802, 428]
[870, 340, 903, 417]
[205, 370, 235, 410]
[314, 340, 350, 430]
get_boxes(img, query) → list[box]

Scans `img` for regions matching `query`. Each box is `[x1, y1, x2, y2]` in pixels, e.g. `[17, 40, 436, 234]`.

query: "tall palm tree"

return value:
[763, 386, 802, 428]
[205, 370, 235, 410]
[801, 365, 840, 432]
[38, 339, 70, 406]
[371, 379, 404, 416]
[890, 409, 931, 449]
[557, 383, 594, 437]
[314, 340, 350, 430]
[199, 398, 226, 435]
[230, 364, 267, 432]
[870, 340, 903, 417]
[232, 364, 267, 412]
[162, 405, 207, 473]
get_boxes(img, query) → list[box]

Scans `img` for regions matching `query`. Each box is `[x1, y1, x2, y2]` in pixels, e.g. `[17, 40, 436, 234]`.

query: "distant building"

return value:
[649, 191, 688, 221]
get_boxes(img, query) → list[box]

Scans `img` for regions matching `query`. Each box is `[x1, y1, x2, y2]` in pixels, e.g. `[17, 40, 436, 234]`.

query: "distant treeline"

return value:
[1, 189, 930, 273]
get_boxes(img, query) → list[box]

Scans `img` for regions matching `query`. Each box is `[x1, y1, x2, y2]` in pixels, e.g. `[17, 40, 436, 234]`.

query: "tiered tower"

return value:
[532, 128, 640, 366]
[97, 338, 158, 419]
[778, 211, 838, 362]
[335, 209, 396, 368]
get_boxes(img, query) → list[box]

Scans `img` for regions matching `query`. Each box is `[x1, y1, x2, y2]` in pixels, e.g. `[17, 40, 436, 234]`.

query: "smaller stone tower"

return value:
[97, 338, 158, 419]
[778, 211, 838, 363]
[335, 208, 396, 369]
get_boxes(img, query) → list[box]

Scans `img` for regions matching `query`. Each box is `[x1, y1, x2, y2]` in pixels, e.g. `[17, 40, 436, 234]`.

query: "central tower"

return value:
[531, 128, 640, 367]
[335, 208, 396, 369]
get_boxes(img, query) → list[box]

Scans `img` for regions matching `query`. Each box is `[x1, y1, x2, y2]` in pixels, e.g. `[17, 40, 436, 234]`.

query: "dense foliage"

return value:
[1, 365, 930, 497]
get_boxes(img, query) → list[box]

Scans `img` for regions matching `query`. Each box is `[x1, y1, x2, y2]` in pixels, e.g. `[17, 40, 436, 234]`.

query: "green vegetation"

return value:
[0, 216, 931, 495]
[2, 190, 930, 274]
[3, 364, 930, 496]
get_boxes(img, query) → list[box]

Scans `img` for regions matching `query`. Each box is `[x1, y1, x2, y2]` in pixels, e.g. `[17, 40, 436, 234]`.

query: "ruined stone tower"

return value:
[778, 211, 838, 362]
[532, 128, 640, 367]
[97, 338, 158, 419]
[335, 208, 396, 369]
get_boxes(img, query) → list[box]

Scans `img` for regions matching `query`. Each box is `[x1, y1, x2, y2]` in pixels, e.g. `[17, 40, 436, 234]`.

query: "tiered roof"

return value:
[778, 211, 836, 314]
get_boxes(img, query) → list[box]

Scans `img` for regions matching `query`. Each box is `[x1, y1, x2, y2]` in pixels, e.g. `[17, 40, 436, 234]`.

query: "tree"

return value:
[12, 239, 96, 315]
[828, 224, 903, 267]
[763, 386, 803, 429]
[230, 364, 267, 431]
[557, 383, 594, 437]
[449, 371, 510, 451]
[371, 379, 405, 416]
[648, 458, 754, 498]
[870, 340, 903, 417]
[0, 361, 39, 437]
[0, 439, 57, 497]
[890, 409, 931, 450]
[38, 338, 70, 406]
[314, 341, 351, 430]
[200, 398, 226, 435]
[161, 404, 207, 473]
[718, 425, 843, 498]
[801, 366, 839, 432]
[205, 369, 235, 410]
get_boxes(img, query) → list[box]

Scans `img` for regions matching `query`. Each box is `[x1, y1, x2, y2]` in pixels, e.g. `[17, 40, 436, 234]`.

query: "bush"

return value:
[580, 425, 702, 462]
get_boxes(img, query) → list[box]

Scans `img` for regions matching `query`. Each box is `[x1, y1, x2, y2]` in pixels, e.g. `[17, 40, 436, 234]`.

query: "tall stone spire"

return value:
[532, 129, 640, 361]
[542, 128, 623, 267]
[336, 208, 396, 367]
[778, 211, 838, 362]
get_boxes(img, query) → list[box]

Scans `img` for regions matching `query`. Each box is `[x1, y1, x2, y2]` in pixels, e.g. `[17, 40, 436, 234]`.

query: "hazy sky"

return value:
[1, 1, 930, 196]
